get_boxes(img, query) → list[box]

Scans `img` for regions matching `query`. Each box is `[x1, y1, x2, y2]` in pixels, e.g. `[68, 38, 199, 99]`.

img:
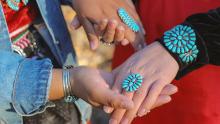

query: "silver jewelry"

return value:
[100, 37, 115, 46]
[62, 65, 78, 102]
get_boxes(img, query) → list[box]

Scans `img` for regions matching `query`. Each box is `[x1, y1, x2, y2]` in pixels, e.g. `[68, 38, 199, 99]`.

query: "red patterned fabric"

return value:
[112, 1, 220, 124]
[1, 0, 38, 34]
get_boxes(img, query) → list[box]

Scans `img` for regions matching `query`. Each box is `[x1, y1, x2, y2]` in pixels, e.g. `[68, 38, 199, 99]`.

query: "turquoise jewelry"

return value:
[163, 25, 199, 63]
[118, 8, 140, 32]
[63, 65, 78, 103]
[6, 0, 29, 11]
[122, 73, 143, 92]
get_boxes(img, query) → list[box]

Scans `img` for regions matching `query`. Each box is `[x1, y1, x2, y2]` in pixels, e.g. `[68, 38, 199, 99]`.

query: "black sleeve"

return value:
[158, 7, 220, 79]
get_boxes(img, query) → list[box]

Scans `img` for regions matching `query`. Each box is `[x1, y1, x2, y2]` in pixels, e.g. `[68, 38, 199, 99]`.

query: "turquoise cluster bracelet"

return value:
[162, 25, 199, 63]
[6, 0, 29, 11]
[118, 8, 140, 32]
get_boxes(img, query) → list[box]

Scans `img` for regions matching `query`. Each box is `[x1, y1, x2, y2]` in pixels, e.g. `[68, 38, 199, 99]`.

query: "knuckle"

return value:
[106, 30, 115, 36]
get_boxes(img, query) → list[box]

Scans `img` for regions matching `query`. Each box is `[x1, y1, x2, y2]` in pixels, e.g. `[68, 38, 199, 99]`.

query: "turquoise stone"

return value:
[181, 47, 185, 53]
[165, 42, 171, 47]
[189, 56, 194, 61]
[173, 39, 178, 44]
[177, 48, 181, 53]
[187, 44, 193, 49]
[168, 44, 173, 50]
[172, 47, 177, 53]
[184, 47, 189, 52]
[182, 40, 187, 45]
[178, 41, 182, 47]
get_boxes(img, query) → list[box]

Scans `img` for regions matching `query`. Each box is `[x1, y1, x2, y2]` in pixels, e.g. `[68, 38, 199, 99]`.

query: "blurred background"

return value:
[62, 6, 112, 124]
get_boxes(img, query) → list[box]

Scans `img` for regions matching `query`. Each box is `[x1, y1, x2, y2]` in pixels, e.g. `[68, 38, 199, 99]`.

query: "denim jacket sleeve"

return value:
[0, 50, 53, 117]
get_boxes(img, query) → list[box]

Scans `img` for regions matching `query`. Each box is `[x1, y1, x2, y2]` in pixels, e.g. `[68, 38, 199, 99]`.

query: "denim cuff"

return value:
[12, 58, 54, 116]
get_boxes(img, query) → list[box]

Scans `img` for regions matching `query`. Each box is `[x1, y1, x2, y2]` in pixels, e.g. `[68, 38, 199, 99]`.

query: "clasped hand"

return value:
[69, 0, 179, 123]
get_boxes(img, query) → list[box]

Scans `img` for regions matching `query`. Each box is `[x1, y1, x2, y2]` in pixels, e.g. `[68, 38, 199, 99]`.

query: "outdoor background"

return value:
[62, 6, 113, 124]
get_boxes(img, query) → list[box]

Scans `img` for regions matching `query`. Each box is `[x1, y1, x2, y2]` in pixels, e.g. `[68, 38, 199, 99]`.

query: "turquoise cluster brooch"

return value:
[118, 8, 140, 32]
[122, 73, 143, 92]
[163, 25, 199, 63]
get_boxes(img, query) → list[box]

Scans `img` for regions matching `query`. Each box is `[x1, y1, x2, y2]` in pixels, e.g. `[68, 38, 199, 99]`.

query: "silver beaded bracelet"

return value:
[62, 65, 78, 103]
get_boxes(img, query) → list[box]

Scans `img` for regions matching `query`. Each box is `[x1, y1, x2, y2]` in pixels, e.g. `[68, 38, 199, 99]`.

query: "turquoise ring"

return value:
[118, 8, 140, 32]
[122, 73, 143, 92]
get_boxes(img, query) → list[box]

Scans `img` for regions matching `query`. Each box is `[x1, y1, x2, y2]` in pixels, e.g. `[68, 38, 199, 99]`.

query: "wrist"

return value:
[63, 66, 79, 102]
[69, 66, 81, 97]
[154, 41, 180, 70]
[49, 69, 64, 100]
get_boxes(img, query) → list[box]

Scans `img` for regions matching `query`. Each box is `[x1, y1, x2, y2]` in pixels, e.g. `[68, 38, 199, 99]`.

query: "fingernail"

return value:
[122, 100, 134, 109]
[103, 19, 108, 23]
[118, 25, 125, 31]
[109, 119, 117, 124]
[110, 20, 117, 27]
[71, 19, 79, 29]
[121, 39, 129, 46]
[104, 106, 112, 113]
[138, 109, 150, 117]
[111, 19, 117, 24]
[90, 41, 96, 50]
[121, 118, 129, 124]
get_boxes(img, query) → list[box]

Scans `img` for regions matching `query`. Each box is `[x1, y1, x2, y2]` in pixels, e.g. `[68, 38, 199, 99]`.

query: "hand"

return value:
[108, 42, 179, 124]
[104, 83, 178, 113]
[70, 66, 134, 110]
[71, 0, 146, 50]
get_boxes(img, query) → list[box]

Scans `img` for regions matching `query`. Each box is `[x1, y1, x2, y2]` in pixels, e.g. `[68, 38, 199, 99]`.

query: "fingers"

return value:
[109, 109, 126, 124]
[151, 95, 172, 109]
[161, 84, 178, 95]
[102, 88, 134, 110]
[137, 80, 165, 117]
[103, 65, 131, 113]
[110, 67, 144, 124]
[130, 29, 147, 51]
[80, 16, 99, 50]
[149, 84, 178, 109]
[114, 26, 125, 43]
[102, 20, 118, 43]
[97, 19, 108, 35]
[97, 19, 129, 46]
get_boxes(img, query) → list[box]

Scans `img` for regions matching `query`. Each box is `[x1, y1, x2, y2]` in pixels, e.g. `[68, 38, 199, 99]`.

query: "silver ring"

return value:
[100, 38, 115, 46]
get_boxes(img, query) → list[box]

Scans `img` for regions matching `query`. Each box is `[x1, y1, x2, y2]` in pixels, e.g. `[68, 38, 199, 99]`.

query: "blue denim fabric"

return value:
[0, 51, 53, 123]
[0, 0, 91, 124]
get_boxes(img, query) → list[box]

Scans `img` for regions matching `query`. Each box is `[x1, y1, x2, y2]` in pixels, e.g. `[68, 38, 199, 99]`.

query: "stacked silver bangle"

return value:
[62, 65, 78, 103]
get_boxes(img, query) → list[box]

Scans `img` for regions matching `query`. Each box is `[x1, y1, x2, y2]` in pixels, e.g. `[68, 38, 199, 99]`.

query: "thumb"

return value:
[101, 89, 134, 110]
[79, 16, 99, 50]
[71, 15, 81, 30]
[131, 26, 147, 51]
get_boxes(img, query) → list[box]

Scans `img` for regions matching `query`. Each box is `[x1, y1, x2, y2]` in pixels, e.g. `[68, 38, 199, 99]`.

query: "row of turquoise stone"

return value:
[118, 8, 140, 32]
